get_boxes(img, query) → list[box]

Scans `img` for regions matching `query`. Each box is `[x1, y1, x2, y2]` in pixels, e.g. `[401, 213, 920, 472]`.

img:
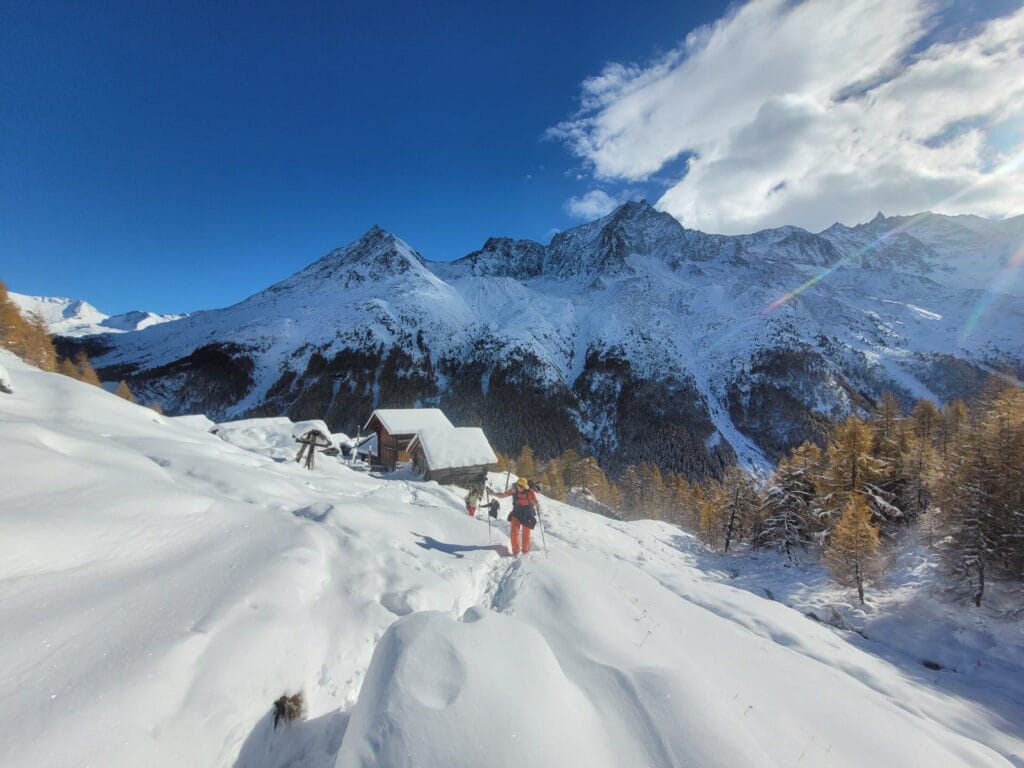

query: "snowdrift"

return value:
[1, 350, 1021, 768]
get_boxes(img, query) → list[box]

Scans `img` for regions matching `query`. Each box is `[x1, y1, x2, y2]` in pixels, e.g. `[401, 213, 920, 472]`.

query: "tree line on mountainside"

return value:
[501, 383, 1024, 608]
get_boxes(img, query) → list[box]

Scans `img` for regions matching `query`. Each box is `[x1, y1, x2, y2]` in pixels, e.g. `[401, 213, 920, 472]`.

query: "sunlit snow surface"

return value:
[1, 351, 1021, 768]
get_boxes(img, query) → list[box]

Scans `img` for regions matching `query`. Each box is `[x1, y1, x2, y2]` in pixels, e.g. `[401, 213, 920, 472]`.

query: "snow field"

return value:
[1, 351, 1021, 767]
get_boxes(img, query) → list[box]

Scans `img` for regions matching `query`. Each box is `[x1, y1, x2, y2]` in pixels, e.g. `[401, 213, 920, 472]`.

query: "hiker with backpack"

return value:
[464, 485, 482, 517]
[488, 477, 538, 555]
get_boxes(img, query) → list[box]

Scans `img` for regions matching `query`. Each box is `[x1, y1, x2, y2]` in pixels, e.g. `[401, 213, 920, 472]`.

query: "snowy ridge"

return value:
[10, 291, 186, 337]
[73, 203, 1024, 474]
[1, 351, 1021, 767]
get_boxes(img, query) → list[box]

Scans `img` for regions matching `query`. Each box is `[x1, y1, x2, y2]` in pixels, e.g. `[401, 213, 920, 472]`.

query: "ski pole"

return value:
[486, 488, 492, 545]
[537, 505, 548, 558]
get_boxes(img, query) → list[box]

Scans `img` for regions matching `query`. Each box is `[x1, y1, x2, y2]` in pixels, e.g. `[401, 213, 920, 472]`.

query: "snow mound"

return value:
[167, 413, 217, 432]
[215, 417, 334, 460]
[336, 609, 611, 768]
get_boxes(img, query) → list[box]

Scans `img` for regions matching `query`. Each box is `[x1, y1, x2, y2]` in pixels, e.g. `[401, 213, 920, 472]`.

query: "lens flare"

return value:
[762, 146, 1024, 315]
[959, 242, 1024, 345]
[763, 211, 934, 313]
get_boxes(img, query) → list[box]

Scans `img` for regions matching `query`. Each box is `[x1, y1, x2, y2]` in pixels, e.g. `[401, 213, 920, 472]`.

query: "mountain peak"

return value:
[360, 224, 390, 240]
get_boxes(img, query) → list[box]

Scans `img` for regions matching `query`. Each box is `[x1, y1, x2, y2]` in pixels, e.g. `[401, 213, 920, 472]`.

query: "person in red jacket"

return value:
[489, 477, 538, 555]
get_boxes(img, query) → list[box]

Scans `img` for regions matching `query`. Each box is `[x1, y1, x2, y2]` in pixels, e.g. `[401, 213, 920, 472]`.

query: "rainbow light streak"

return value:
[763, 146, 1024, 315]
[763, 211, 934, 313]
[959, 242, 1024, 345]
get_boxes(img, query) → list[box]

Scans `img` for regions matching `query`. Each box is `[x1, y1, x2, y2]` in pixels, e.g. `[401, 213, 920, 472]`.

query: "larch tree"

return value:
[639, 462, 668, 521]
[0, 283, 57, 372]
[58, 349, 102, 386]
[698, 480, 726, 550]
[940, 399, 970, 457]
[814, 416, 895, 529]
[826, 495, 880, 604]
[514, 445, 537, 481]
[720, 466, 760, 552]
[666, 472, 697, 530]
[618, 464, 644, 520]
[115, 380, 135, 402]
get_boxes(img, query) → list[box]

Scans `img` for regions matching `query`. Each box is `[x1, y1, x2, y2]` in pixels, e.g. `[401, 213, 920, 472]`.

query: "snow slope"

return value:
[1, 351, 1021, 767]
[82, 204, 1024, 477]
[9, 291, 186, 336]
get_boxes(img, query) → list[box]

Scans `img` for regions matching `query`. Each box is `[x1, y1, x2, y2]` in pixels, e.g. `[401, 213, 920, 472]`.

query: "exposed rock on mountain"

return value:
[65, 203, 1022, 478]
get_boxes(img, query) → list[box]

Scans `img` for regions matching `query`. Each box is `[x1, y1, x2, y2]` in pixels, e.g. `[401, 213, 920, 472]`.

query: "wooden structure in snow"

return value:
[294, 429, 331, 470]
[363, 408, 453, 471]
[408, 425, 497, 486]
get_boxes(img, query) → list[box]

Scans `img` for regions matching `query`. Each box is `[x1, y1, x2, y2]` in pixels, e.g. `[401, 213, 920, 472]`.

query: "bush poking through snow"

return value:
[272, 693, 305, 728]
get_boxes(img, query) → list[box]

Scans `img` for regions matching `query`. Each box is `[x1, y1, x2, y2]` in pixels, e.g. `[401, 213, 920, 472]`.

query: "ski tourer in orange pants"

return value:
[509, 516, 532, 556]
[490, 478, 538, 556]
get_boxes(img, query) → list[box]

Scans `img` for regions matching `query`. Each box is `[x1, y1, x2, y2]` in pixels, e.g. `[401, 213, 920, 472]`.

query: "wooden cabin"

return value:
[363, 408, 454, 470]
[408, 426, 497, 486]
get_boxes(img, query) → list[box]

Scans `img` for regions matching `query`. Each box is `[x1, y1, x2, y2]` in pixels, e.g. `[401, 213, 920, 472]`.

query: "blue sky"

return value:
[2, 1, 1022, 314]
[1, 0, 725, 313]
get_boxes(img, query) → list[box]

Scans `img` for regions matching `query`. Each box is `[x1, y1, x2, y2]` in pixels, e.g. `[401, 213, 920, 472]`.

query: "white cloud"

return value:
[564, 189, 623, 219]
[552, 0, 1024, 234]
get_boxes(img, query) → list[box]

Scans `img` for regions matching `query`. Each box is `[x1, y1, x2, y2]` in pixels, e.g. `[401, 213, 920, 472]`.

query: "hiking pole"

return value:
[537, 504, 548, 558]
[486, 488, 492, 545]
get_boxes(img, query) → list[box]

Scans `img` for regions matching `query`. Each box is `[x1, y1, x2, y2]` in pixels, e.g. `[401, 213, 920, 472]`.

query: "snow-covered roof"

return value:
[408, 426, 497, 470]
[364, 408, 453, 435]
[331, 432, 355, 449]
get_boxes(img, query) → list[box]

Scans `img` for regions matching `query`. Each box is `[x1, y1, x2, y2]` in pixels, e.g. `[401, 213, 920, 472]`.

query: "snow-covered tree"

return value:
[759, 454, 816, 563]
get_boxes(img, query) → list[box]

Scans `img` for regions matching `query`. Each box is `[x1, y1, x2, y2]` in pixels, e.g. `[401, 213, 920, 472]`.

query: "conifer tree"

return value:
[493, 452, 514, 473]
[0, 281, 22, 342]
[826, 495, 880, 604]
[698, 480, 726, 550]
[666, 472, 696, 529]
[618, 464, 644, 519]
[720, 466, 760, 552]
[557, 449, 581, 489]
[814, 417, 895, 528]
[639, 462, 667, 521]
[0, 282, 58, 372]
[911, 399, 941, 446]
[932, 384, 1024, 605]
[759, 455, 815, 563]
[115, 380, 135, 402]
[940, 399, 969, 456]
[57, 350, 102, 386]
[514, 445, 536, 480]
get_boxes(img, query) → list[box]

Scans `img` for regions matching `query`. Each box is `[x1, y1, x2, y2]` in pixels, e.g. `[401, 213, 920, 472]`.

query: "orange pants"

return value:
[510, 516, 532, 555]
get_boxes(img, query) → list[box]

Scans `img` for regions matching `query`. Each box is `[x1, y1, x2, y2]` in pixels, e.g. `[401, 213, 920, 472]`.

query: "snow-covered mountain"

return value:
[10, 291, 186, 337]
[2, 351, 1021, 767]
[79, 203, 1024, 476]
